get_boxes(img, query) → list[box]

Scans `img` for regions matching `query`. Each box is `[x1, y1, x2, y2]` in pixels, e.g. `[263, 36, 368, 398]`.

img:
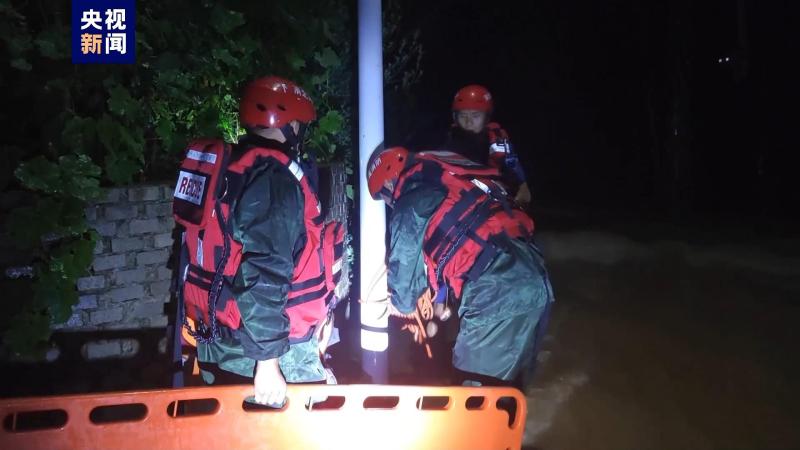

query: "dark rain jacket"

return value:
[387, 175, 553, 382]
[197, 135, 324, 382]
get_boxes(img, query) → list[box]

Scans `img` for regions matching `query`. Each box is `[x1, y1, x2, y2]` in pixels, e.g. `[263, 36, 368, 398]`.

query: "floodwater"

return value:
[523, 257, 800, 450]
[331, 233, 800, 449]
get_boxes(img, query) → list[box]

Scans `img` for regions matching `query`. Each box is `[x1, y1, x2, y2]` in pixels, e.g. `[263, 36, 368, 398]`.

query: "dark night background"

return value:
[386, 0, 799, 232]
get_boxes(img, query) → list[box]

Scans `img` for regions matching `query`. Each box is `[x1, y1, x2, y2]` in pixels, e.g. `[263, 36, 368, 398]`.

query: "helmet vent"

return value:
[277, 104, 287, 111]
[256, 103, 266, 112]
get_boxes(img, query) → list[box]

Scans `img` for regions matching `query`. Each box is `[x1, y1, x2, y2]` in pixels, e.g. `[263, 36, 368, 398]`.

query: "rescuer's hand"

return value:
[514, 182, 531, 209]
[254, 358, 286, 407]
[433, 302, 452, 322]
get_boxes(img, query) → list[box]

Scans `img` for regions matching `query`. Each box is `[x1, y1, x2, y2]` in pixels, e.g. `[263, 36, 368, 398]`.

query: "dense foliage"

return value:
[0, 0, 421, 356]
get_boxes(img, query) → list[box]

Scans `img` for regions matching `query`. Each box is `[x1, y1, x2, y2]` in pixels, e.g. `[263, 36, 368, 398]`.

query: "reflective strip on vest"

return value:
[196, 237, 204, 267]
[470, 178, 491, 195]
[489, 142, 509, 154]
[187, 149, 219, 164]
[331, 258, 343, 275]
[287, 160, 304, 182]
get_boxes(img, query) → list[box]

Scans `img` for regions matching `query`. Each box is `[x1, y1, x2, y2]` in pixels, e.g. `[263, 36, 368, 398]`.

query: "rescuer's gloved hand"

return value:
[433, 302, 452, 322]
[514, 182, 531, 209]
[254, 358, 287, 407]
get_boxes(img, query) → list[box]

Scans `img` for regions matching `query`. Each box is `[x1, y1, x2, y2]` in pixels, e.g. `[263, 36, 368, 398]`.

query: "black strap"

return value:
[465, 240, 499, 281]
[290, 272, 326, 291]
[423, 188, 483, 257]
[187, 264, 214, 281]
[186, 275, 213, 291]
[221, 171, 245, 205]
[286, 285, 328, 308]
[430, 197, 497, 264]
[216, 324, 235, 340]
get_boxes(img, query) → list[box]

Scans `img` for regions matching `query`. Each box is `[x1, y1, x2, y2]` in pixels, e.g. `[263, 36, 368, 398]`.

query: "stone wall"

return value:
[51, 164, 350, 360]
[56, 184, 175, 338]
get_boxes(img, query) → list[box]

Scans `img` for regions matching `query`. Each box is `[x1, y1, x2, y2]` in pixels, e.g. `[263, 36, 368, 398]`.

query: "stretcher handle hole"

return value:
[465, 396, 486, 410]
[167, 398, 220, 417]
[495, 397, 518, 428]
[363, 396, 399, 409]
[3, 409, 68, 432]
[305, 395, 346, 410]
[241, 397, 286, 412]
[90, 403, 147, 424]
[416, 396, 450, 410]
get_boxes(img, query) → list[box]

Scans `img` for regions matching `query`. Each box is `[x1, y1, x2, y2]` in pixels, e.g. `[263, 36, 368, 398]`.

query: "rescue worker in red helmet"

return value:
[367, 146, 554, 388]
[175, 76, 341, 407]
[446, 84, 532, 209]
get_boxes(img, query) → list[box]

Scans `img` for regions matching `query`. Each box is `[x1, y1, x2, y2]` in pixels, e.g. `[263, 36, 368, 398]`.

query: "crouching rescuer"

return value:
[367, 147, 554, 388]
[172, 76, 345, 406]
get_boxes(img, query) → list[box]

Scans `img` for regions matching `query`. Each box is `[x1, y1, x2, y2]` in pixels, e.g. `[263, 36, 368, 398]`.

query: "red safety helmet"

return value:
[367, 146, 411, 206]
[239, 76, 316, 129]
[452, 84, 493, 112]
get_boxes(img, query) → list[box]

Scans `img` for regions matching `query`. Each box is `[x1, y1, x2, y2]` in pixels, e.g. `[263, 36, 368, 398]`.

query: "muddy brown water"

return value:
[523, 259, 800, 450]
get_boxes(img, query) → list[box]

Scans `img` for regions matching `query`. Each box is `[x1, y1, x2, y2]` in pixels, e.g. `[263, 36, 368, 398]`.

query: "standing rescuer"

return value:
[367, 146, 554, 388]
[173, 76, 344, 406]
[446, 84, 531, 209]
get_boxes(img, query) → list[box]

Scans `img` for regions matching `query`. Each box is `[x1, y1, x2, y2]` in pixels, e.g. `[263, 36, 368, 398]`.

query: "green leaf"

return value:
[59, 154, 102, 201]
[40, 266, 64, 302]
[62, 116, 96, 152]
[95, 114, 118, 150]
[32, 267, 76, 322]
[34, 38, 58, 59]
[49, 298, 74, 324]
[314, 47, 340, 68]
[115, 125, 146, 164]
[310, 74, 326, 86]
[8, 34, 33, 54]
[317, 110, 344, 135]
[286, 52, 306, 71]
[10, 58, 32, 71]
[35, 29, 69, 59]
[155, 117, 175, 150]
[52, 237, 94, 280]
[14, 156, 60, 193]
[345, 184, 354, 200]
[55, 197, 90, 236]
[211, 48, 238, 67]
[59, 154, 102, 178]
[104, 151, 140, 185]
[107, 85, 140, 119]
[211, 5, 245, 35]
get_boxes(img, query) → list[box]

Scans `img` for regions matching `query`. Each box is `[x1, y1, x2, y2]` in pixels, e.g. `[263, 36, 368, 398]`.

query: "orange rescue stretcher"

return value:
[0, 384, 526, 449]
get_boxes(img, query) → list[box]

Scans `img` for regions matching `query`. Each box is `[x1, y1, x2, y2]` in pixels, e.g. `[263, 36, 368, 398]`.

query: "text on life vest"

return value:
[174, 171, 207, 206]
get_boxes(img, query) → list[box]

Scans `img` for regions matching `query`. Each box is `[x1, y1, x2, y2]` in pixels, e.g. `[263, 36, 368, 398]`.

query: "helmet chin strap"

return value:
[280, 122, 308, 155]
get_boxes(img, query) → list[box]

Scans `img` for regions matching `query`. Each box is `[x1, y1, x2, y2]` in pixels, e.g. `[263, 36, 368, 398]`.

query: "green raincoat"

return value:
[388, 177, 554, 383]
[196, 137, 325, 383]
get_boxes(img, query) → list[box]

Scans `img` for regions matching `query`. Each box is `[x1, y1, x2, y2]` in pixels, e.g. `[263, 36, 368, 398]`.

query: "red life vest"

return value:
[172, 139, 344, 344]
[393, 150, 534, 298]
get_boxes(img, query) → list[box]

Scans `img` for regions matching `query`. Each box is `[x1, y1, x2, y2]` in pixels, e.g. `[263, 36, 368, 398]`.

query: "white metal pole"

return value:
[358, 0, 388, 382]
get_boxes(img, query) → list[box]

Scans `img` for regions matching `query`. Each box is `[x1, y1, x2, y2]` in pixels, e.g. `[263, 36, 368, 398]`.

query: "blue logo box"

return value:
[72, 0, 136, 64]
